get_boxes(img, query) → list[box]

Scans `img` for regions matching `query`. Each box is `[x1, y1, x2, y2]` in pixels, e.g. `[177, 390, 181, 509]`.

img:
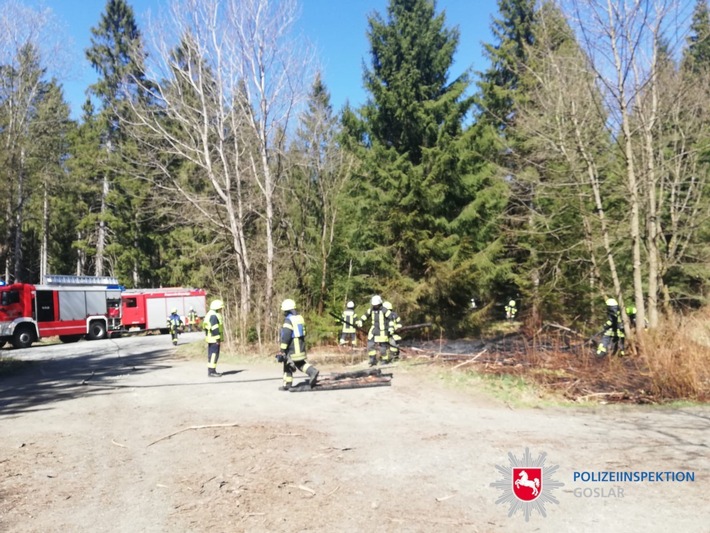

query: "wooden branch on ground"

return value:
[451, 350, 487, 369]
[148, 423, 240, 447]
[536, 323, 587, 338]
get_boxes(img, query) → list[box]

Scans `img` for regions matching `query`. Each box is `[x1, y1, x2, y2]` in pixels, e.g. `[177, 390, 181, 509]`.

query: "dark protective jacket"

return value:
[203, 310, 223, 343]
[280, 311, 306, 361]
[341, 309, 356, 333]
[359, 306, 392, 343]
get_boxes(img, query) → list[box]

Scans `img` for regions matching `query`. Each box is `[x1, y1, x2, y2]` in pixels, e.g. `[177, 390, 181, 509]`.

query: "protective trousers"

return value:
[207, 342, 220, 374]
[367, 339, 389, 365]
[283, 359, 318, 387]
[597, 330, 625, 357]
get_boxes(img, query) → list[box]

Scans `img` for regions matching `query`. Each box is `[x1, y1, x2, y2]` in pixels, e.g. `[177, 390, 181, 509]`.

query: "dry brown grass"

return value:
[638, 310, 710, 401]
[495, 309, 710, 403]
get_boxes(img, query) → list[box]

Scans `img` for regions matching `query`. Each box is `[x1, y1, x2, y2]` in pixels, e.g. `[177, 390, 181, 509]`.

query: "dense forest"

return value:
[1, 0, 709, 346]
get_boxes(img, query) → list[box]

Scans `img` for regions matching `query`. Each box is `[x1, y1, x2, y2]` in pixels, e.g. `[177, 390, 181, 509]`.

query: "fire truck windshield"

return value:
[1, 289, 20, 307]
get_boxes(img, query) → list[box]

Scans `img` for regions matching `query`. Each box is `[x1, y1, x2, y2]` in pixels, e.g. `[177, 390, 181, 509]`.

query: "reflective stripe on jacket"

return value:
[341, 309, 356, 333]
[360, 307, 391, 342]
[203, 310, 223, 343]
[280, 312, 306, 361]
[168, 313, 183, 330]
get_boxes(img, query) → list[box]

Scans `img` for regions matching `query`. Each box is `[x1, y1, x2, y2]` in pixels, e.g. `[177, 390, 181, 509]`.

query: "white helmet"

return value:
[210, 299, 224, 311]
[281, 299, 296, 312]
[346, 301, 355, 309]
[371, 295, 383, 306]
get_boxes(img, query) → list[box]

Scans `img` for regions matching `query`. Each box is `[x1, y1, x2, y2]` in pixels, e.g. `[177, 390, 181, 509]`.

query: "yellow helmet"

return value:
[508, 300, 516, 306]
[605, 298, 618, 307]
[383, 301, 393, 310]
[210, 299, 224, 311]
[281, 299, 296, 312]
[171, 308, 178, 314]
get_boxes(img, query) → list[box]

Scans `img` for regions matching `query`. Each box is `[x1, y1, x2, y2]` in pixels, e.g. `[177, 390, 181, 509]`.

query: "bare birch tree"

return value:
[513, 3, 627, 324]
[561, 0, 702, 330]
[0, 1, 70, 282]
[123, 0, 312, 339]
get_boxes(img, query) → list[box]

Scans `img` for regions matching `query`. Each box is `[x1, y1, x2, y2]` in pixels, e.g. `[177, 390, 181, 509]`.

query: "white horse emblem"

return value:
[514, 469, 540, 497]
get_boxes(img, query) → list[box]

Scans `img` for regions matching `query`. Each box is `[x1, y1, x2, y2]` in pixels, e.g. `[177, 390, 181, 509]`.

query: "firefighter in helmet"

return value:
[187, 306, 198, 332]
[597, 298, 625, 357]
[167, 308, 183, 346]
[277, 299, 319, 391]
[505, 299, 517, 321]
[204, 299, 224, 377]
[383, 301, 402, 361]
[339, 301, 358, 348]
[356, 295, 392, 366]
[625, 301, 648, 331]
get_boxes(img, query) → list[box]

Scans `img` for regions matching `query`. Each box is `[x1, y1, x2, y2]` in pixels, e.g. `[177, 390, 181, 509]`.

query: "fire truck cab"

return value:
[0, 275, 123, 349]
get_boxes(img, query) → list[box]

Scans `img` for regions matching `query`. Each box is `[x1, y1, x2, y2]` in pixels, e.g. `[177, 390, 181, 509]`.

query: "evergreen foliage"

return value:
[2, 0, 709, 341]
[346, 0, 507, 332]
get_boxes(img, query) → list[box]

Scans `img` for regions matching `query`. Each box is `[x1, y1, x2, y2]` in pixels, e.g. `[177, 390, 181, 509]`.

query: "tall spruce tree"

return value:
[26, 79, 73, 282]
[0, 43, 45, 282]
[348, 0, 506, 331]
[474, 0, 537, 322]
[684, 0, 710, 73]
[84, 0, 154, 284]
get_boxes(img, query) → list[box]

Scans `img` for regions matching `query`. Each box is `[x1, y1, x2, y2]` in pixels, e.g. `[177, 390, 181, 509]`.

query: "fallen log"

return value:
[290, 368, 393, 392]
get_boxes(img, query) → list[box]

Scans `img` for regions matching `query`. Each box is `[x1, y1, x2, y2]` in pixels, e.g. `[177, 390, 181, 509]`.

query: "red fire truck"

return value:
[0, 275, 123, 349]
[120, 288, 207, 333]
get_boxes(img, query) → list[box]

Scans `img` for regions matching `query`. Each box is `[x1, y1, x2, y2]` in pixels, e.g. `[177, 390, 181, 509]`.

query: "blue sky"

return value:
[34, 0, 499, 120]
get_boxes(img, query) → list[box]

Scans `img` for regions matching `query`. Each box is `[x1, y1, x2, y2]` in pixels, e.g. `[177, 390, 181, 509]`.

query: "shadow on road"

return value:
[0, 349, 175, 419]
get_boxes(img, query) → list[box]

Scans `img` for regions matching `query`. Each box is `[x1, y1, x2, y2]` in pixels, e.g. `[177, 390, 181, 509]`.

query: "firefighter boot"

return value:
[278, 383, 291, 391]
[368, 356, 377, 367]
[307, 366, 319, 389]
[208, 369, 222, 378]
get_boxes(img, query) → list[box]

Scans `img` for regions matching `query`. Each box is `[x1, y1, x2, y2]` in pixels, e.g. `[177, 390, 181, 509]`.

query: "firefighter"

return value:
[505, 299, 517, 321]
[339, 301, 358, 348]
[204, 299, 224, 377]
[383, 301, 402, 361]
[277, 299, 319, 391]
[626, 302, 648, 331]
[597, 298, 625, 357]
[356, 295, 392, 366]
[167, 308, 183, 346]
[187, 307, 198, 332]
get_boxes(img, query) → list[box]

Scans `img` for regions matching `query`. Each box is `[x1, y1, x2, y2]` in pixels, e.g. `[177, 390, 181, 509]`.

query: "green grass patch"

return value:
[426, 364, 567, 407]
[174, 339, 274, 366]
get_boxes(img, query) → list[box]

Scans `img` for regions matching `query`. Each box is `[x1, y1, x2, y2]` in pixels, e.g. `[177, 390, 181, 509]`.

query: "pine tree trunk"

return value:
[13, 148, 25, 282]
[40, 177, 49, 283]
[95, 172, 109, 277]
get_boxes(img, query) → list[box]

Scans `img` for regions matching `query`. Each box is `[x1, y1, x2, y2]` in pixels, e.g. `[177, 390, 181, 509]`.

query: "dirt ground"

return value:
[1, 333, 709, 533]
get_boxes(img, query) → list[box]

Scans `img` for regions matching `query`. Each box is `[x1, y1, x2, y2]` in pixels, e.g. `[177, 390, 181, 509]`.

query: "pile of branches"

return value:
[402, 325, 677, 404]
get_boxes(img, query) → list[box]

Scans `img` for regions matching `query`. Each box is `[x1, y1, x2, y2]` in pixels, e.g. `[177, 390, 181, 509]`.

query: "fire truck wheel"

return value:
[87, 321, 107, 341]
[12, 326, 35, 349]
